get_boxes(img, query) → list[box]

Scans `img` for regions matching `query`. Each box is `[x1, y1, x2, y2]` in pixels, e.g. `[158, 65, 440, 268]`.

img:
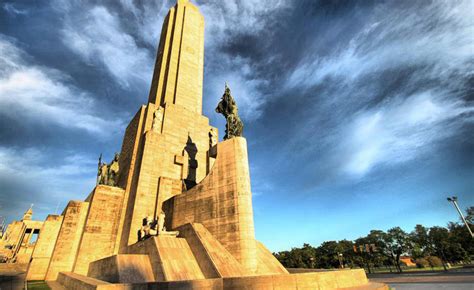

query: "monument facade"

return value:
[16, 1, 386, 289]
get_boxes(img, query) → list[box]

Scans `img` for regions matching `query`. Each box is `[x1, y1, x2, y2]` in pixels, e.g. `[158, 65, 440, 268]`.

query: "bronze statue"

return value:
[97, 153, 120, 187]
[215, 83, 243, 139]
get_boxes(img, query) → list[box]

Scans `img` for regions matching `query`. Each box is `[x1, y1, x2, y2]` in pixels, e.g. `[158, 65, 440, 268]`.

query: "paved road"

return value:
[369, 269, 474, 290]
[390, 283, 474, 290]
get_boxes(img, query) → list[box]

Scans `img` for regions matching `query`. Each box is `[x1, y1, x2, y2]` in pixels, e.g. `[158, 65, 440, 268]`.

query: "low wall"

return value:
[57, 268, 385, 290]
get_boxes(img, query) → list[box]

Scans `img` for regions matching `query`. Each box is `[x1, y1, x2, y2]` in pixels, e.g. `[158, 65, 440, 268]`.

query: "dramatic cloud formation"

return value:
[0, 35, 123, 135]
[0, 0, 473, 250]
[280, 0, 474, 180]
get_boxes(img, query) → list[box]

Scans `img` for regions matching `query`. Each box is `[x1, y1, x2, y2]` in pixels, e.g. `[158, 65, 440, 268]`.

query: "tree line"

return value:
[274, 207, 473, 273]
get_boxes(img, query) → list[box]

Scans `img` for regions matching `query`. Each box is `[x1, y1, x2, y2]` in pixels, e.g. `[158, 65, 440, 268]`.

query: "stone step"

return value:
[178, 223, 247, 278]
[87, 254, 154, 283]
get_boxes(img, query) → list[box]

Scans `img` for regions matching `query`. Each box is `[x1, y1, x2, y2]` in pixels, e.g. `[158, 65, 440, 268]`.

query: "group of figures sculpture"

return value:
[216, 83, 243, 140]
[138, 211, 178, 241]
[97, 153, 120, 186]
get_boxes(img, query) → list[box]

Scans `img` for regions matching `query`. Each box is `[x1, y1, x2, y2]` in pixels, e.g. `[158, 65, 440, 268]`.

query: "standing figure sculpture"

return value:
[107, 153, 120, 186]
[152, 106, 164, 133]
[215, 83, 243, 140]
[98, 161, 109, 185]
[209, 128, 217, 148]
[97, 153, 120, 187]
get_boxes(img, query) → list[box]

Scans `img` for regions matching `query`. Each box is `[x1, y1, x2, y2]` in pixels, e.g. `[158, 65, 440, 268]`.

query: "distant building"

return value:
[0, 206, 43, 264]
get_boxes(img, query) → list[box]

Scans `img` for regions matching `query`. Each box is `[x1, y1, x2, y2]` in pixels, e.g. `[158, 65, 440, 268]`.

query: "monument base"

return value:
[56, 270, 388, 290]
[53, 223, 387, 289]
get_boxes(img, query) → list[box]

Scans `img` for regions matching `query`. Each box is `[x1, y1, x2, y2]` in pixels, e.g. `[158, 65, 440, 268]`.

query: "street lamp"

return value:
[447, 196, 474, 238]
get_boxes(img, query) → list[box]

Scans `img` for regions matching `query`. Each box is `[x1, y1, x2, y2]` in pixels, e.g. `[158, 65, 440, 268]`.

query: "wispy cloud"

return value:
[283, 0, 474, 180]
[0, 35, 123, 136]
[343, 91, 473, 176]
[2, 3, 28, 16]
[286, 1, 473, 91]
[0, 146, 96, 219]
[60, 5, 152, 88]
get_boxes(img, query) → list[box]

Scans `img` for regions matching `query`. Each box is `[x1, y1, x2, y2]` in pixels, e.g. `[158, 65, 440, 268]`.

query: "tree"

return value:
[274, 243, 317, 268]
[447, 222, 474, 257]
[465, 206, 474, 224]
[316, 241, 342, 269]
[428, 226, 449, 270]
[383, 227, 411, 273]
[410, 225, 431, 258]
[355, 230, 393, 273]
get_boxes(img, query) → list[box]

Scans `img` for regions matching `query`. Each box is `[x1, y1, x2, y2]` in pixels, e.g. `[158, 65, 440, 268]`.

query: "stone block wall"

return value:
[26, 215, 63, 280]
[73, 186, 125, 275]
[167, 137, 257, 274]
[45, 201, 89, 280]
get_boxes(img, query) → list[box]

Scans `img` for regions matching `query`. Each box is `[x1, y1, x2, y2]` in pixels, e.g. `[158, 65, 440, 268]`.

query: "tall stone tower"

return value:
[148, 0, 204, 114]
[24, 1, 380, 289]
[114, 0, 217, 253]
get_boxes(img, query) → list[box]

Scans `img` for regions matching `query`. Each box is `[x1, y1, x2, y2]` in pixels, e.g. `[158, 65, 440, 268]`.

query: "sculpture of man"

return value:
[107, 153, 120, 186]
[157, 211, 166, 234]
[152, 106, 164, 133]
[209, 128, 217, 147]
[98, 162, 108, 185]
[215, 83, 243, 139]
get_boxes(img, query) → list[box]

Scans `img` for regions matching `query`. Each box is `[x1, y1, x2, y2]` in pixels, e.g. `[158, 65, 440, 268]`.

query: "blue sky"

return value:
[0, 0, 473, 252]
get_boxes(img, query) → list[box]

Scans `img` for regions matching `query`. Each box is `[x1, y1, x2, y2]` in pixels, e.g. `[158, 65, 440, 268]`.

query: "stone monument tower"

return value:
[23, 1, 385, 289]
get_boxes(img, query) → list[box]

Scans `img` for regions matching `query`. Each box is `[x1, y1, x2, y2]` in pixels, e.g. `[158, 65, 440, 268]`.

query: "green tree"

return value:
[316, 241, 342, 269]
[274, 243, 317, 268]
[410, 224, 431, 258]
[383, 227, 411, 273]
[447, 222, 474, 257]
[428, 226, 449, 270]
[465, 206, 474, 224]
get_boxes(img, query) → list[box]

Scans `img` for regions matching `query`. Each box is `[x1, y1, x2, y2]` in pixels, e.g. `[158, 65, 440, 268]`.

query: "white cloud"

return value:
[282, 0, 474, 179]
[199, 0, 289, 47]
[0, 146, 96, 217]
[286, 0, 474, 90]
[2, 3, 28, 16]
[60, 5, 152, 88]
[343, 91, 473, 177]
[0, 35, 123, 135]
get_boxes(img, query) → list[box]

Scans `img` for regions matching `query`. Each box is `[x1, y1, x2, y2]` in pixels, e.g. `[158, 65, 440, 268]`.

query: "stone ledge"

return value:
[56, 269, 387, 290]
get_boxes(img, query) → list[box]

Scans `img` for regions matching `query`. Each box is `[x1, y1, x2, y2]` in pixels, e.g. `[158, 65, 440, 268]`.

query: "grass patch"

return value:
[27, 280, 51, 290]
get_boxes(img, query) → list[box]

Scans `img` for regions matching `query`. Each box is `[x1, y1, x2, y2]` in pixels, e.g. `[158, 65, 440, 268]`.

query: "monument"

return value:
[16, 0, 386, 289]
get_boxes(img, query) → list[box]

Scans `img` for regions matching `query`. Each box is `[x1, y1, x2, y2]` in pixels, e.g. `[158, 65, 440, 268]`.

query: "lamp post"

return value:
[447, 196, 474, 238]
